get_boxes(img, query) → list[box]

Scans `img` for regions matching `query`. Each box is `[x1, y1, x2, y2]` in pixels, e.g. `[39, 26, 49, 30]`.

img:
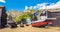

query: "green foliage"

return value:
[13, 12, 31, 23]
[14, 15, 22, 22]
[7, 9, 37, 23]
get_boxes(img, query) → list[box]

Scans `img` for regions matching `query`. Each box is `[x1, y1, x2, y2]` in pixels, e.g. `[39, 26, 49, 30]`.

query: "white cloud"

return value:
[0, 0, 5, 3]
[25, 6, 28, 10]
[33, 6, 36, 9]
[29, 6, 33, 9]
[37, 3, 48, 9]
[24, 1, 60, 10]
[33, 3, 48, 9]
[47, 1, 60, 9]
[37, 1, 60, 9]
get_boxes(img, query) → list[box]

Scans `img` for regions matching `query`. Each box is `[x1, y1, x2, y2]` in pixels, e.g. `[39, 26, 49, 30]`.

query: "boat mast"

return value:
[45, 6, 48, 18]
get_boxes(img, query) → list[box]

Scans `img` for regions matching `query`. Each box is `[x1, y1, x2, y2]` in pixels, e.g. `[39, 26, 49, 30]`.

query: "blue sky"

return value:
[0, 0, 60, 12]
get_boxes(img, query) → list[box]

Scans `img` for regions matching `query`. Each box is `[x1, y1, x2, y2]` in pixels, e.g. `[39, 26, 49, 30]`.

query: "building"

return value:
[0, 6, 7, 28]
[47, 10, 60, 26]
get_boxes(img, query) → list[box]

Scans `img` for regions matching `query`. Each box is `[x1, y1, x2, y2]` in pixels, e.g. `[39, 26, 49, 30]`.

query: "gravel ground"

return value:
[0, 25, 60, 32]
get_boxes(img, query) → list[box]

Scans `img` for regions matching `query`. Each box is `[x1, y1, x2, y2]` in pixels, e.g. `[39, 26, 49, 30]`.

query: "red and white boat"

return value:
[31, 16, 56, 27]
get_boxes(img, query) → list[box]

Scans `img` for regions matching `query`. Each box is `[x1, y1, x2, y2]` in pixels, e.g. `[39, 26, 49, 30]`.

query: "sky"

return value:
[0, 0, 60, 12]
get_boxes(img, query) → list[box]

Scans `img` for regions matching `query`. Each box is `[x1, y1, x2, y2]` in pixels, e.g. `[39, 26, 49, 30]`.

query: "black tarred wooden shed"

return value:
[47, 10, 60, 26]
[0, 6, 7, 29]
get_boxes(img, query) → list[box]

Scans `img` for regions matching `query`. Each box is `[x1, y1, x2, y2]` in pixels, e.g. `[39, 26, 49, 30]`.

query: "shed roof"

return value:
[47, 10, 60, 12]
[0, 6, 4, 8]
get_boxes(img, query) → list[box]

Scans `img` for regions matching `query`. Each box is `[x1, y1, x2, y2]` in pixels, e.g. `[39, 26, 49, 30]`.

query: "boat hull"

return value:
[32, 21, 48, 27]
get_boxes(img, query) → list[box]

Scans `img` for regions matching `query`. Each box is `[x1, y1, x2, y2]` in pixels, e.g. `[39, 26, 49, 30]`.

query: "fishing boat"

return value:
[31, 10, 56, 27]
[31, 17, 56, 27]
